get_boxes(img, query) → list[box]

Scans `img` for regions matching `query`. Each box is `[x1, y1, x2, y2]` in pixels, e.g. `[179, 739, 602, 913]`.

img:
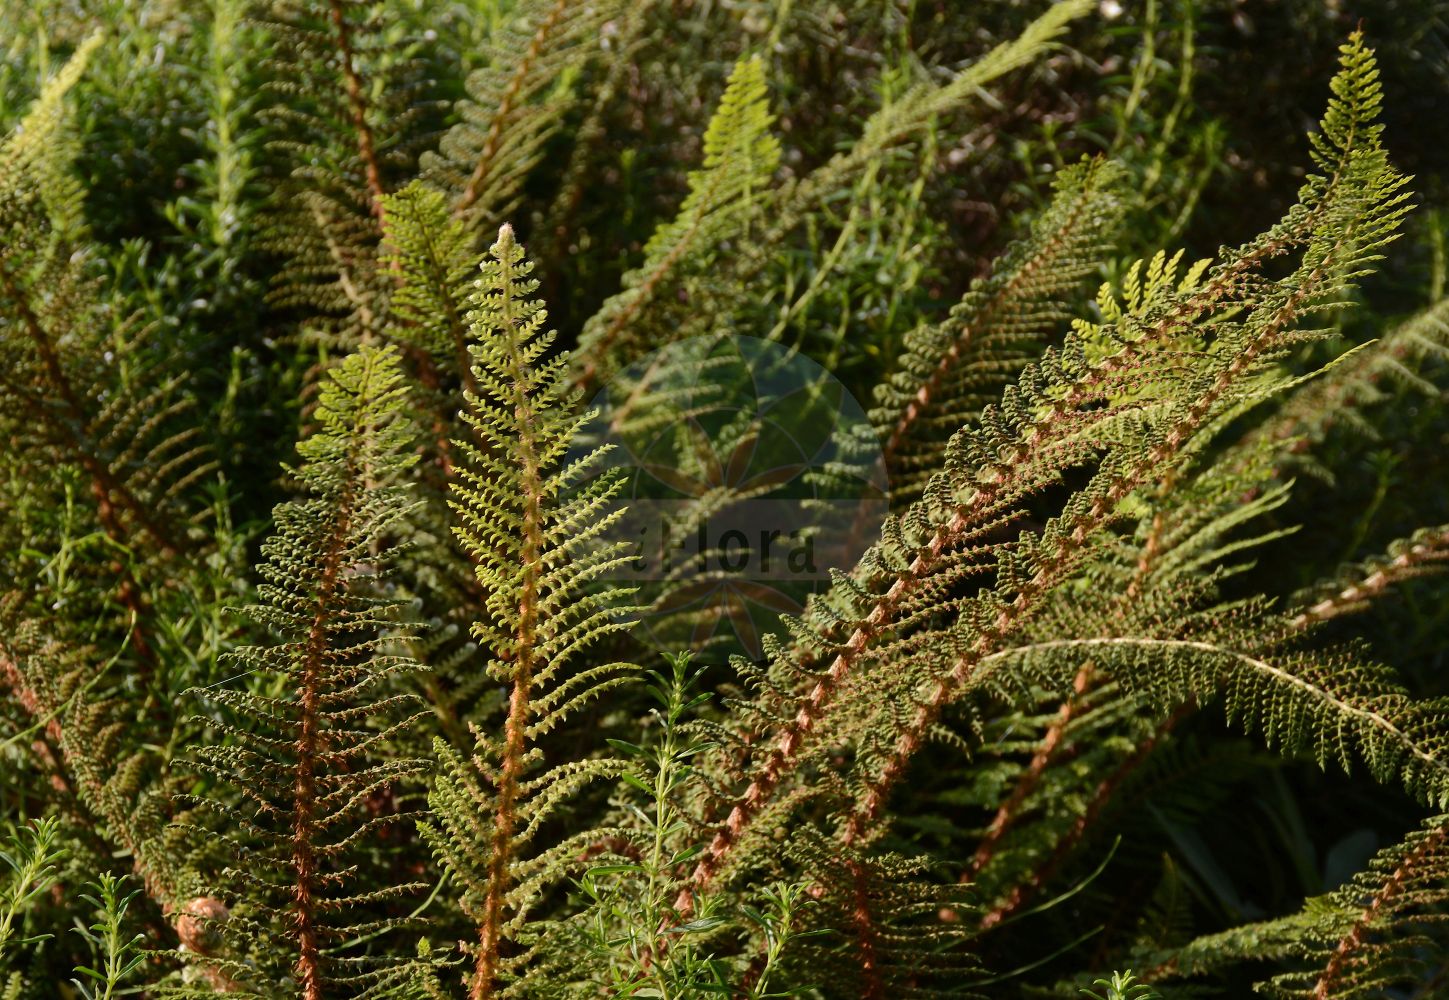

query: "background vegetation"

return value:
[0, 0, 1447, 997]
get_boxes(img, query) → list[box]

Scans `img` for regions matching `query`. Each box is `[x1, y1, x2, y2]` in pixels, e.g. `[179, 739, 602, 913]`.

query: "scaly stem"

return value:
[326, 0, 386, 219]
[292, 465, 356, 999]
[1313, 822, 1448, 998]
[472, 229, 545, 1000]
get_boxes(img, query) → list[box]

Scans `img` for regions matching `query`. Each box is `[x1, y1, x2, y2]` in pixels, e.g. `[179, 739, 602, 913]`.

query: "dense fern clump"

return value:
[1, 2, 1449, 997]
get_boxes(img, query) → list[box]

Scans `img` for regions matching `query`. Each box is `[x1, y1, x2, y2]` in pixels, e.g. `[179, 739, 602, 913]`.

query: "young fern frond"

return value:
[422, 226, 635, 998]
[377, 182, 494, 747]
[576, 55, 781, 386]
[383, 183, 480, 407]
[184, 345, 427, 999]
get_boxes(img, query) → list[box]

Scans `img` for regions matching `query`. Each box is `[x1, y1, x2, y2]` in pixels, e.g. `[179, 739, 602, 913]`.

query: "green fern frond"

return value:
[421, 225, 636, 998]
[677, 28, 1412, 927]
[0, 32, 100, 237]
[575, 54, 781, 385]
[1137, 816, 1449, 998]
[1252, 294, 1449, 468]
[786, 832, 983, 999]
[873, 156, 1126, 502]
[1271, 816, 1449, 998]
[259, 0, 435, 350]
[183, 344, 427, 998]
[425, 0, 628, 225]
[383, 182, 479, 393]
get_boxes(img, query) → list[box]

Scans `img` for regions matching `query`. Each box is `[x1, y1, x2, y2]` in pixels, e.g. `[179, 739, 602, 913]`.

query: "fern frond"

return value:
[425, 0, 628, 225]
[1290, 524, 1449, 629]
[421, 226, 635, 998]
[184, 345, 427, 998]
[1253, 294, 1449, 465]
[0, 32, 100, 236]
[774, 0, 1093, 231]
[260, 0, 434, 349]
[873, 156, 1126, 502]
[1136, 815, 1449, 998]
[678, 29, 1410, 922]
[575, 54, 781, 385]
[1278, 816, 1449, 998]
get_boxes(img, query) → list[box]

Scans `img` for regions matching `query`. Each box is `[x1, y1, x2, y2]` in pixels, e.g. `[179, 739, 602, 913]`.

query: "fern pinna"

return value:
[183, 346, 427, 998]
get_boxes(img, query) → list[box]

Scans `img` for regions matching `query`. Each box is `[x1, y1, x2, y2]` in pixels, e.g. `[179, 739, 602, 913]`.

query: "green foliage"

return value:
[0, 819, 63, 959]
[1, 3, 1448, 998]
[1080, 970, 1160, 1000]
[71, 873, 146, 1000]
[182, 345, 428, 996]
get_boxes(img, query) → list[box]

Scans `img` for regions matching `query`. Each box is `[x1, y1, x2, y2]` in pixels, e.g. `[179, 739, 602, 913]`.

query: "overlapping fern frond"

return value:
[679, 34, 1418, 970]
[425, 0, 628, 227]
[182, 346, 427, 998]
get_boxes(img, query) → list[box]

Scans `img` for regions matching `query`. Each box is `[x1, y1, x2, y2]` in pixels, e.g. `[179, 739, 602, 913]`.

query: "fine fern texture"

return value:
[1, 2, 1448, 998]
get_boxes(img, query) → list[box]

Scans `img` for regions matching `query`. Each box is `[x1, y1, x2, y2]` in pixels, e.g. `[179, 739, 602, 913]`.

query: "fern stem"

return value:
[326, 0, 387, 219]
[454, 0, 570, 220]
[1289, 525, 1449, 629]
[847, 857, 885, 999]
[966, 661, 1095, 879]
[472, 225, 545, 1000]
[291, 468, 357, 1000]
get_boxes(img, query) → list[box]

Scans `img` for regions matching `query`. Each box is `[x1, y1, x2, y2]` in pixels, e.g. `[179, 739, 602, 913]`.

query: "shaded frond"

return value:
[183, 345, 427, 998]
